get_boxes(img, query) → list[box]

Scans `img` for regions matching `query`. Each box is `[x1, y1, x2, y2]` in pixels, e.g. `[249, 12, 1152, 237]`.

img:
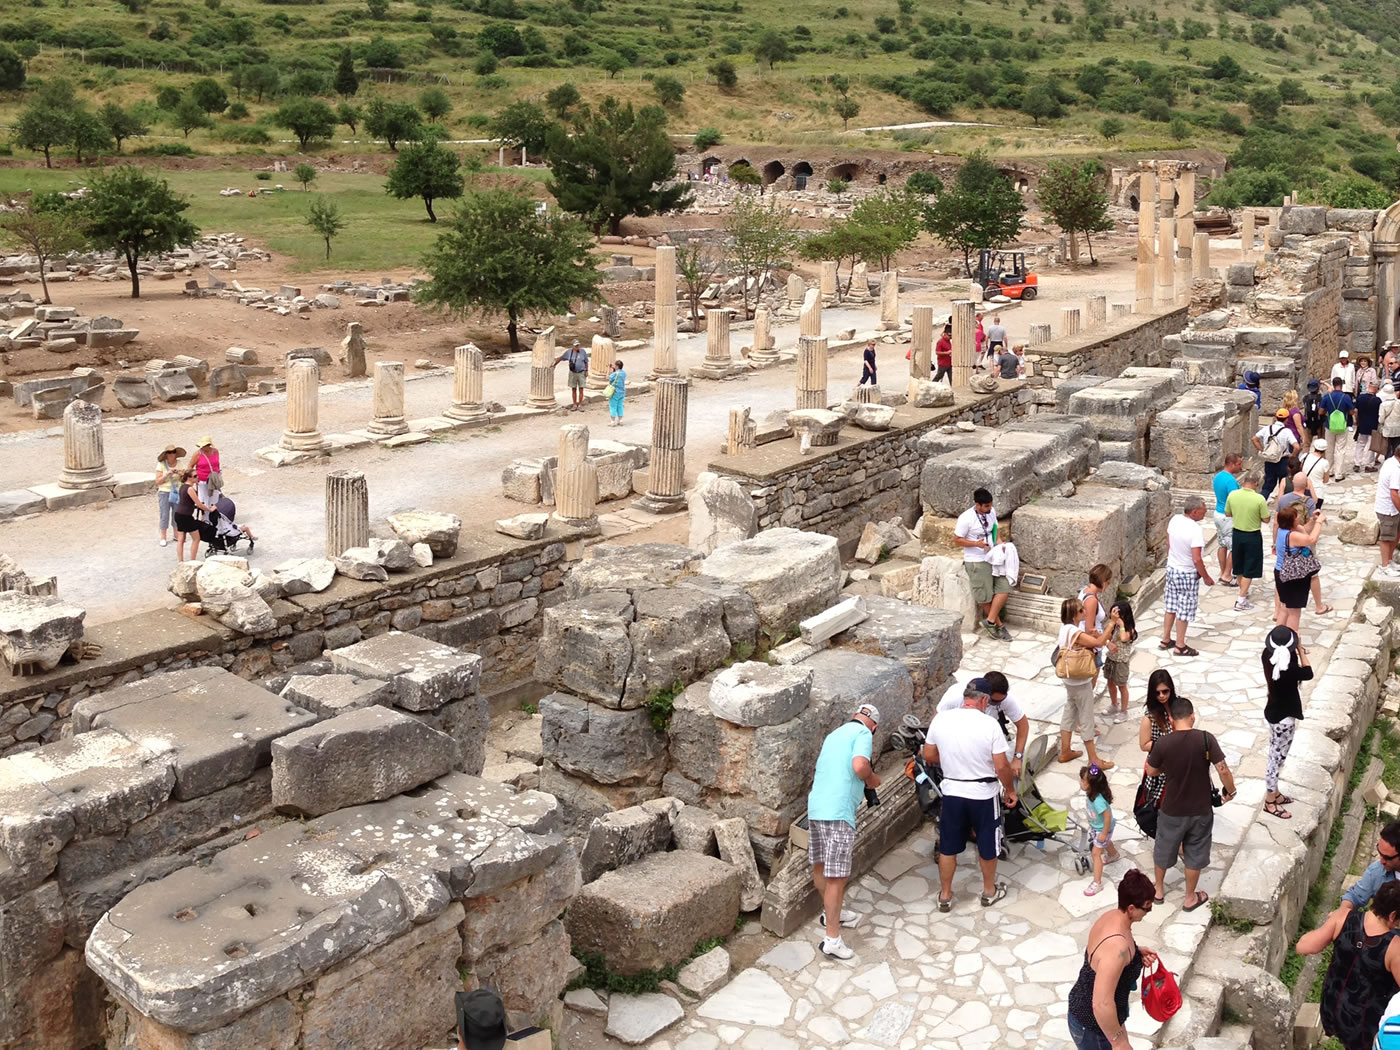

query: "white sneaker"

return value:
[1235, 598, 1255, 611]
[1385, 566, 1400, 578]
[817, 909, 860, 928]
[820, 936, 855, 960]
[159, 539, 168, 547]
[1112, 711, 1127, 724]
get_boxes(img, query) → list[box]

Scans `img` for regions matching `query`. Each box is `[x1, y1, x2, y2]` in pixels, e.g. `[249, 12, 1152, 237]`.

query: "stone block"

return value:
[921, 445, 1040, 518]
[786, 409, 847, 449]
[280, 674, 394, 717]
[714, 817, 764, 911]
[502, 460, 545, 504]
[677, 945, 731, 998]
[565, 851, 742, 974]
[699, 528, 841, 636]
[910, 379, 954, 408]
[150, 369, 199, 402]
[208, 365, 247, 397]
[840, 401, 897, 431]
[708, 662, 814, 728]
[673, 805, 719, 855]
[0, 489, 45, 520]
[1278, 205, 1326, 235]
[534, 591, 635, 707]
[799, 596, 868, 645]
[688, 472, 758, 555]
[1340, 508, 1380, 546]
[1011, 496, 1126, 597]
[833, 595, 963, 712]
[386, 511, 461, 558]
[0, 591, 85, 672]
[112, 375, 153, 408]
[564, 543, 703, 599]
[540, 692, 666, 787]
[496, 513, 548, 540]
[328, 631, 482, 712]
[334, 550, 388, 582]
[579, 802, 674, 882]
[270, 557, 335, 595]
[623, 586, 731, 707]
[461, 842, 579, 961]
[271, 707, 456, 816]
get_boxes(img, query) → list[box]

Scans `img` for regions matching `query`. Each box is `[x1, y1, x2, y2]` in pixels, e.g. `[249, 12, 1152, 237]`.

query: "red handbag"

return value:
[1140, 957, 1182, 1021]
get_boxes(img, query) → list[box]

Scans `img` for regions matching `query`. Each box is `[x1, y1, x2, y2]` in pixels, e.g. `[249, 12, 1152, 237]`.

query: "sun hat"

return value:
[1243, 370, 1260, 385]
[160, 444, 186, 458]
[196, 435, 214, 447]
[1313, 437, 1327, 451]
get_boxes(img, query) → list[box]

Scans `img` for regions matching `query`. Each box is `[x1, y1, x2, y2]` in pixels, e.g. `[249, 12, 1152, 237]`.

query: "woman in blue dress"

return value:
[608, 359, 626, 426]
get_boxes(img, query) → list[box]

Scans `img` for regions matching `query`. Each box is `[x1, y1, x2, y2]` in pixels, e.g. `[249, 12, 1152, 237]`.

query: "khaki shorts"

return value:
[1382, 513, 1400, 543]
[567, 370, 587, 389]
[1102, 656, 1130, 687]
[964, 560, 1011, 604]
[1059, 677, 1096, 739]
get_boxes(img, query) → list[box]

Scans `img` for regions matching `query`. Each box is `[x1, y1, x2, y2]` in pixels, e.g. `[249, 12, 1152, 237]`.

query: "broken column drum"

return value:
[342, 321, 367, 377]
[58, 399, 114, 490]
[445, 343, 486, 419]
[280, 358, 329, 452]
[704, 308, 733, 369]
[1135, 171, 1156, 313]
[950, 299, 975, 387]
[587, 335, 613, 390]
[1029, 323, 1052, 345]
[634, 377, 688, 514]
[1085, 295, 1107, 327]
[1192, 232, 1211, 279]
[820, 260, 838, 300]
[909, 305, 933, 382]
[527, 326, 558, 409]
[750, 306, 776, 364]
[325, 469, 369, 558]
[880, 270, 899, 330]
[1061, 307, 1081, 336]
[1240, 208, 1256, 260]
[554, 424, 598, 526]
[652, 245, 679, 377]
[799, 289, 822, 339]
[367, 361, 409, 436]
[796, 336, 828, 410]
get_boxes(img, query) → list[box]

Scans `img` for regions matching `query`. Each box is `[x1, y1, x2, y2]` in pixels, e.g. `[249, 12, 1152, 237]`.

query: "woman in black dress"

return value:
[1262, 625, 1312, 820]
[1297, 880, 1400, 1050]
[1065, 868, 1160, 1050]
[1137, 669, 1176, 807]
[860, 341, 877, 386]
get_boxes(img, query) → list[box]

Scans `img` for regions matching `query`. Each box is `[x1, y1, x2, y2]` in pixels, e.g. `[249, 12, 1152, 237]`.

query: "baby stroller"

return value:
[203, 495, 255, 556]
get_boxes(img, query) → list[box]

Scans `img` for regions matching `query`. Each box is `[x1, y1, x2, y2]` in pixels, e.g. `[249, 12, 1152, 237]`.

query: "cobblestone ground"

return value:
[596, 470, 1385, 1050]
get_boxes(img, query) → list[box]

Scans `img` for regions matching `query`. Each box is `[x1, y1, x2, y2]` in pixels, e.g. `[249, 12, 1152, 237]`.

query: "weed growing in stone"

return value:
[645, 681, 684, 733]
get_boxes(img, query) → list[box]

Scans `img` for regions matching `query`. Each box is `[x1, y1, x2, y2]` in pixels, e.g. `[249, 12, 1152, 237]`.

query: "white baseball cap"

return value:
[855, 703, 881, 724]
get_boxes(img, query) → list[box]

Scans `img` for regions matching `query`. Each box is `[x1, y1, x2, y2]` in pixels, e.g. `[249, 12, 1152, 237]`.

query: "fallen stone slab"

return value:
[149, 370, 199, 402]
[0, 591, 86, 672]
[367, 537, 414, 571]
[286, 346, 331, 366]
[334, 548, 389, 582]
[714, 817, 764, 911]
[605, 993, 684, 1045]
[0, 488, 45, 520]
[280, 674, 394, 717]
[579, 799, 676, 883]
[208, 364, 247, 397]
[388, 510, 462, 557]
[687, 472, 757, 555]
[699, 528, 841, 635]
[112, 375, 153, 408]
[563, 543, 703, 599]
[270, 557, 335, 595]
[786, 408, 847, 450]
[707, 662, 814, 728]
[496, 513, 548, 540]
[799, 596, 868, 645]
[271, 706, 457, 817]
[839, 400, 897, 431]
[195, 559, 275, 634]
[677, 945, 731, 998]
[328, 631, 482, 712]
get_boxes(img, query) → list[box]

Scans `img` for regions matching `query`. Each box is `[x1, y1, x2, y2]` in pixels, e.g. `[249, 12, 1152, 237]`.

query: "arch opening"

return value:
[762, 160, 786, 184]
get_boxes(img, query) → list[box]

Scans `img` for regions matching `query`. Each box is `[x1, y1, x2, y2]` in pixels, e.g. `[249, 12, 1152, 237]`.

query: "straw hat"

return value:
[196, 435, 214, 447]
[159, 444, 187, 459]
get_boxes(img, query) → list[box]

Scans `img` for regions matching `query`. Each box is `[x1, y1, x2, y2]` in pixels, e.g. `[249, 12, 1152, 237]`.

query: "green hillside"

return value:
[0, 0, 1399, 205]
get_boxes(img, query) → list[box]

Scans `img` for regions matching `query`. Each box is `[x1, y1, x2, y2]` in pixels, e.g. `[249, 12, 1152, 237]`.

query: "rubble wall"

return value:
[0, 534, 585, 759]
[1020, 307, 1188, 386]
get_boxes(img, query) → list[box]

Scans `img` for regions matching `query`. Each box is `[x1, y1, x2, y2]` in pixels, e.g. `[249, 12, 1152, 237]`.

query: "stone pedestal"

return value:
[527, 326, 558, 409]
[1192, 232, 1211, 279]
[325, 470, 369, 558]
[652, 246, 678, 377]
[1085, 296, 1106, 327]
[587, 336, 613, 390]
[58, 400, 113, 490]
[281, 359, 329, 452]
[367, 361, 409, 436]
[749, 306, 776, 363]
[970, 282, 984, 304]
[1135, 171, 1156, 313]
[1029, 323, 1052, 345]
[819, 260, 838, 301]
[1061, 307, 1081, 336]
[342, 322, 367, 378]
[950, 299, 975, 388]
[1111, 303, 1132, 318]
[1240, 208, 1256, 260]
[851, 262, 867, 297]
[1154, 218, 1175, 309]
[553, 424, 598, 529]
[1175, 170, 1195, 307]
[879, 271, 899, 330]
[796, 336, 828, 410]
[852, 385, 881, 404]
[445, 343, 486, 419]
[634, 377, 688, 514]
[799, 289, 822, 339]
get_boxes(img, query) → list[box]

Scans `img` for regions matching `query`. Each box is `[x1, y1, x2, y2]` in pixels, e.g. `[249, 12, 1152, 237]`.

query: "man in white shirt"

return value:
[933, 670, 1030, 778]
[1252, 408, 1298, 502]
[1332, 348, 1358, 398]
[1377, 445, 1400, 576]
[1300, 437, 1330, 497]
[1161, 496, 1214, 657]
[923, 679, 1018, 910]
[954, 487, 1012, 640]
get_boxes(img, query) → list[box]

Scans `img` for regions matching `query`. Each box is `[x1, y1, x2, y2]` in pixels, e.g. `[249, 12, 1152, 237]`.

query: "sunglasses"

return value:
[1380, 845, 1400, 862]
[1155, 688, 1172, 696]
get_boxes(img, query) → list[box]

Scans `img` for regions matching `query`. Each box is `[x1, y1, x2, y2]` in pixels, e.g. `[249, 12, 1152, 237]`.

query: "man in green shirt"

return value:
[1224, 471, 1269, 611]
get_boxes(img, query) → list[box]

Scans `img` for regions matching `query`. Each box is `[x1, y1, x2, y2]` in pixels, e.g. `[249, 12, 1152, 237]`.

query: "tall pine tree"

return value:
[334, 49, 359, 98]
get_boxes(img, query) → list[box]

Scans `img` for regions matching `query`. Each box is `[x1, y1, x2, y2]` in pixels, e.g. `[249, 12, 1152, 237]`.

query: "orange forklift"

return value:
[975, 249, 1039, 300]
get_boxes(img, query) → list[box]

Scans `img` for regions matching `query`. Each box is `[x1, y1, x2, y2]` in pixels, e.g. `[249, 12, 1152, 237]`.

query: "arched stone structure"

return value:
[701, 155, 722, 174]
[762, 160, 786, 184]
[793, 160, 814, 190]
[1375, 200, 1400, 347]
[828, 162, 860, 182]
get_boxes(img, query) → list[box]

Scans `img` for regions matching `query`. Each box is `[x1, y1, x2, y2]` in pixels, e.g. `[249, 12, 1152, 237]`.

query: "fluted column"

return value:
[1240, 208, 1256, 261]
[325, 469, 368, 558]
[58, 400, 113, 489]
[1135, 171, 1156, 313]
[367, 361, 408, 436]
[749, 306, 776, 363]
[726, 407, 755, 455]
[1192, 232, 1211, 279]
[1111, 303, 1132, 318]
[634, 377, 688, 514]
[445, 343, 486, 419]
[704, 308, 732, 369]
[851, 261, 868, 297]
[951, 299, 975, 388]
[553, 424, 598, 527]
[652, 245, 678, 377]
[852, 384, 880, 404]
[527, 325, 557, 409]
[1085, 295, 1106, 327]
[796, 336, 828, 410]
[1030, 323, 1052, 345]
[880, 270, 899, 330]
[820, 260, 838, 301]
[1061, 307, 1081, 336]
[787, 274, 805, 308]
[799, 289, 822, 338]
[1175, 170, 1195, 307]
[281, 359, 329, 452]
[587, 335, 613, 390]
[908, 305, 933, 387]
[1155, 218, 1175, 308]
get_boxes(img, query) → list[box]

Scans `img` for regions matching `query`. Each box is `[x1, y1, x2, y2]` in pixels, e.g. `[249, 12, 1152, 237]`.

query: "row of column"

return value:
[1134, 169, 1199, 313]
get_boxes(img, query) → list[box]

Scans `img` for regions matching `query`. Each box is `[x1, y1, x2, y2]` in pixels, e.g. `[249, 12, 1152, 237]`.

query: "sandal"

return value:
[1153, 894, 1165, 904]
[1264, 800, 1293, 819]
[937, 896, 953, 913]
[1272, 793, 1295, 805]
[1158, 639, 1174, 650]
[1173, 645, 1200, 657]
[980, 882, 1008, 907]
[1315, 604, 1334, 616]
[1183, 891, 1210, 912]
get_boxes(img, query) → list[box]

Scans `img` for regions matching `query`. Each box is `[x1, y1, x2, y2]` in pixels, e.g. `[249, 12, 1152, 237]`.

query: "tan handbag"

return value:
[1055, 630, 1097, 680]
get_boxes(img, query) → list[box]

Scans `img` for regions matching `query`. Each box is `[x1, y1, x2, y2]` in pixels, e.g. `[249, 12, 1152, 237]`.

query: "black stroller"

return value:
[201, 495, 255, 556]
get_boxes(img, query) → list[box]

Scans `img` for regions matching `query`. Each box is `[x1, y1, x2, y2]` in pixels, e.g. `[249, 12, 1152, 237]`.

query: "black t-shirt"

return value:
[1146, 728, 1225, 817]
[1359, 393, 1382, 434]
[1262, 656, 1313, 724]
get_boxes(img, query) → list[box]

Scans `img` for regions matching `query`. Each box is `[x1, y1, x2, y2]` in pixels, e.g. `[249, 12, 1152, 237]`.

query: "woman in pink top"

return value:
[188, 436, 222, 504]
[973, 314, 986, 370]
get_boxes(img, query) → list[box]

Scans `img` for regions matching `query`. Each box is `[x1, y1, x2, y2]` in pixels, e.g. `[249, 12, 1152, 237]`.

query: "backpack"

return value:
[1304, 393, 1323, 429]
[1260, 424, 1287, 463]
[1325, 394, 1348, 433]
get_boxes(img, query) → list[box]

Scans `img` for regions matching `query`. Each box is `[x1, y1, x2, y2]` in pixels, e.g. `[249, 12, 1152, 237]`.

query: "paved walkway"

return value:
[606, 471, 1382, 1050]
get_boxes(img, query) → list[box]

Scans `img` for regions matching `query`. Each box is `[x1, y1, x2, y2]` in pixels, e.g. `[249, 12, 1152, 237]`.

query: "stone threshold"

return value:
[1, 471, 157, 521]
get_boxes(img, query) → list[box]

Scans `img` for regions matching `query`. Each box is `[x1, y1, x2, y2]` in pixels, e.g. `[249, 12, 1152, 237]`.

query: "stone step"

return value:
[1001, 591, 1065, 633]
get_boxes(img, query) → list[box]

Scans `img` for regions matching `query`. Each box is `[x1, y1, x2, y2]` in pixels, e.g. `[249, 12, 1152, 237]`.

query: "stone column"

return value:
[553, 424, 598, 528]
[704, 308, 733, 370]
[1111, 303, 1132, 318]
[852, 385, 881, 404]
[325, 469, 368, 558]
[1061, 307, 1081, 336]
[787, 274, 806, 308]
[1175, 170, 1195, 307]
[1135, 171, 1156, 313]
[341, 322, 367, 378]
[796, 336, 828, 410]
[819, 260, 838, 301]
[281, 359, 329, 452]
[1381, 253, 1400, 348]
[749, 306, 776, 363]
[587, 335, 613, 390]
[1240, 208, 1256, 260]
[634, 377, 688, 514]
[58, 400, 113, 489]
[951, 299, 975, 388]
[1192, 232, 1210, 279]
[1262, 224, 1276, 251]
[527, 325, 557, 409]
[970, 282, 984, 304]
[909, 305, 933, 384]
[799, 289, 822, 338]
[367, 361, 409, 436]
[1085, 295, 1107, 327]
[445, 343, 486, 419]
[652, 245, 678, 377]
[1029, 323, 1052, 345]
[880, 270, 899, 330]
[726, 407, 756, 455]
[1154, 218, 1175, 309]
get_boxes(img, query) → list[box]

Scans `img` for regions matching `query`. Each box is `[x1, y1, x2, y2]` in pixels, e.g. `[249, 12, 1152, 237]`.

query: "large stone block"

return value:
[386, 511, 461, 557]
[410, 695, 491, 776]
[540, 692, 666, 787]
[462, 843, 580, 960]
[1010, 496, 1126, 598]
[579, 801, 675, 883]
[565, 852, 741, 974]
[708, 662, 814, 728]
[624, 586, 731, 706]
[698, 528, 841, 636]
[469, 918, 575, 1028]
[280, 674, 394, 717]
[833, 596, 962, 713]
[328, 631, 481, 712]
[563, 544, 703, 599]
[908, 554, 978, 630]
[688, 472, 758, 554]
[0, 591, 86, 673]
[271, 707, 457, 817]
[534, 591, 635, 707]
[805, 650, 913, 759]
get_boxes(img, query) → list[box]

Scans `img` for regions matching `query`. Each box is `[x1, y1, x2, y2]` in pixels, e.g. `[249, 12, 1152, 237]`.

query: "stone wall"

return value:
[1021, 308, 1189, 386]
[0, 531, 585, 758]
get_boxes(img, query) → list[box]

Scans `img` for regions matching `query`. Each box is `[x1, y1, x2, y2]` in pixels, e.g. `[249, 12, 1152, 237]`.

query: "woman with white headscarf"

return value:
[1262, 625, 1312, 820]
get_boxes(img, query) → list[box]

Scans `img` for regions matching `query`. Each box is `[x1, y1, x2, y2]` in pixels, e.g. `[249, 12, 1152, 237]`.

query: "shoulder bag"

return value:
[1054, 629, 1097, 680]
[1141, 957, 1182, 1021]
[1132, 773, 1159, 838]
[1278, 540, 1321, 583]
[1204, 730, 1224, 808]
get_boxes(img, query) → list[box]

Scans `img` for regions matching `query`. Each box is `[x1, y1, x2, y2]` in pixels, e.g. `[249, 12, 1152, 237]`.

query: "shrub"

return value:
[653, 74, 685, 107]
[216, 123, 272, 144]
[132, 142, 196, 157]
[906, 170, 942, 194]
[693, 126, 722, 150]
[826, 177, 849, 194]
[225, 101, 250, 120]
[255, 171, 272, 180]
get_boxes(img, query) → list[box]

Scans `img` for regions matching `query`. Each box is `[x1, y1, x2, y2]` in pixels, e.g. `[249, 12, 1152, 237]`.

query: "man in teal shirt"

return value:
[806, 702, 881, 960]
[1211, 452, 1242, 587]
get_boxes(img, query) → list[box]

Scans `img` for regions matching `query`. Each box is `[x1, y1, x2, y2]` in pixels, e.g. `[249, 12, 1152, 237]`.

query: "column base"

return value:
[57, 466, 115, 491]
[648, 367, 680, 380]
[443, 403, 487, 421]
[367, 417, 409, 436]
[879, 321, 900, 331]
[526, 397, 558, 410]
[280, 431, 330, 453]
[690, 361, 745, 380]
[631, 491, 686, 514]
[550, 512, 600, 535]
[585, 377, 610, 390]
